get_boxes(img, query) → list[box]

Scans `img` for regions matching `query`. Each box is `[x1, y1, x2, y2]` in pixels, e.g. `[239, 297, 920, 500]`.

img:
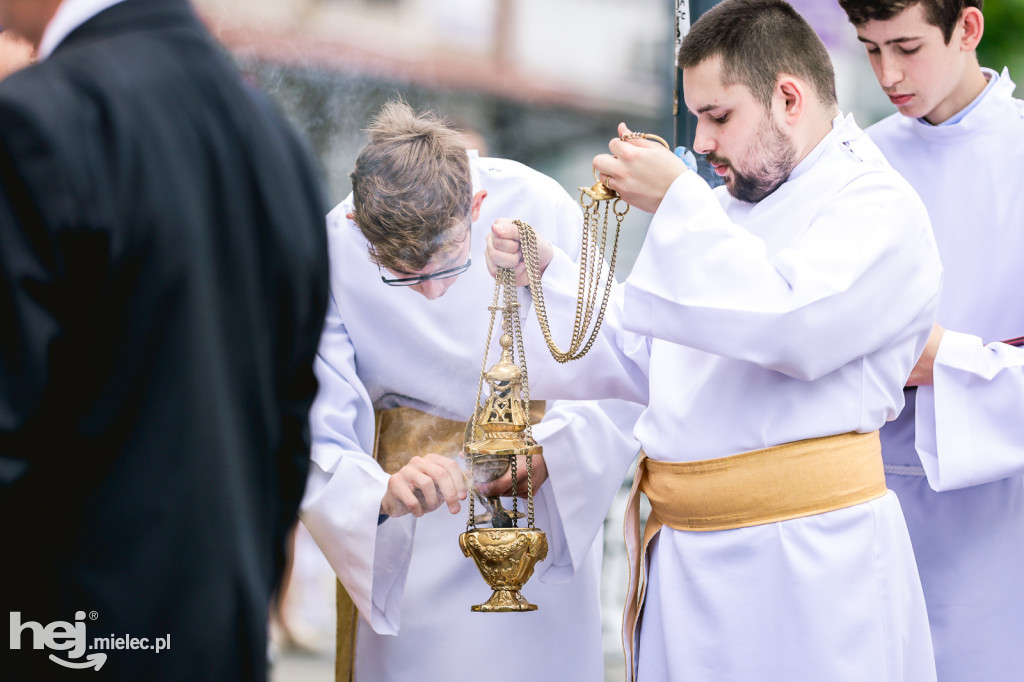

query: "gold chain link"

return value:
[514, 199, 625, 363]
[526, 453, 534, 528]
[500, 266, 521, 523]
[465, 271, 505, 530]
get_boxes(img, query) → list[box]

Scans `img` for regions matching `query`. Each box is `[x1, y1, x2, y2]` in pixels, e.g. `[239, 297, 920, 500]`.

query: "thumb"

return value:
[491, 217, 521, 242]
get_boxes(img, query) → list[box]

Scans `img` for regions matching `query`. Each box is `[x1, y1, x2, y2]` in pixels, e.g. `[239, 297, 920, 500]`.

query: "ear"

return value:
[470, 189, 488, 222]
[345, 212, 355, 221]
[775, 76, 805, 125]
[958, 7, 984, 52]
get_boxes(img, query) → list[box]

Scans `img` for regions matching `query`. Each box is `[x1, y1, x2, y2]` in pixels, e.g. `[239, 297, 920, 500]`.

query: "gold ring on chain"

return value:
[620, 132, 671, 150]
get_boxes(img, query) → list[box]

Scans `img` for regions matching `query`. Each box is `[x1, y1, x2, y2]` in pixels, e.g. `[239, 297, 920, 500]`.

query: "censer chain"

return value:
[467, 132, 664, 531]
[466, 270, 505, 531]
[513, 208, 624, 364]
[501, 266, 537, 527]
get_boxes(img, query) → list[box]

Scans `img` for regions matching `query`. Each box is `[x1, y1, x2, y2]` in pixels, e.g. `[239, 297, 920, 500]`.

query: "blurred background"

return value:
[194, 0, 1024, 271]
[181, 1, 1024, 679]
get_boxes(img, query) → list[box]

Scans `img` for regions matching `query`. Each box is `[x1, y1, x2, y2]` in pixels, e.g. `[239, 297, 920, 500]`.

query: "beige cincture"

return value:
[622, 430, 887, 681]
[334, 402, 544, 681]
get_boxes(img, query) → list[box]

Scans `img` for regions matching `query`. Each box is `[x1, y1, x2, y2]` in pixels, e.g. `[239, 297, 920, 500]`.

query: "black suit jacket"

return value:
[0, 1, 329, 679]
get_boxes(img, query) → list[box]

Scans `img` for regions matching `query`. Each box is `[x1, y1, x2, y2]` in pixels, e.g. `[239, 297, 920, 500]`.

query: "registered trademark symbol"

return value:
[89, 611, 98, 620]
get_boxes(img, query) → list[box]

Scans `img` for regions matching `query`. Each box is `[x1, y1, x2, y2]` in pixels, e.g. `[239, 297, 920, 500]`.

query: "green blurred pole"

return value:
[674, 0, 725, 185]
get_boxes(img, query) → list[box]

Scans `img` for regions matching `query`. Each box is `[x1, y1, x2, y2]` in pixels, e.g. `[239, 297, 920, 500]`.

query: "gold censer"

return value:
[461, 266, 547, 612]
[461, 132, 670, 612]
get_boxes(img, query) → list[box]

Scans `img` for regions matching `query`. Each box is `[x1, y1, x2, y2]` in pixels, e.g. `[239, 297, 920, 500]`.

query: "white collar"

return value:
[907, 67, 1018, 143]
[36, 0, 127, 60]
[926, 66, 999, 127]
[468, 148, 481, 196]
[787, 112, 852, 183]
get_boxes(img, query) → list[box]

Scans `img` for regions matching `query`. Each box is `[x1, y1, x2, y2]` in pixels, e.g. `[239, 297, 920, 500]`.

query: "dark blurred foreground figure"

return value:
[0, 0, 330, 679]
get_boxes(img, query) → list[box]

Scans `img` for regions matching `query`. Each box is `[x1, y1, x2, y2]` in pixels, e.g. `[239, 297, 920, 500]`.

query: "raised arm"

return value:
[622, 169, 941, 381]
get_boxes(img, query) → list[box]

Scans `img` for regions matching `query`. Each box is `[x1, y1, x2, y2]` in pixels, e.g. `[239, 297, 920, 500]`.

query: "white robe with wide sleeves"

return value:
[522, 115, 942, 681]
[870, 68, 1024, 682]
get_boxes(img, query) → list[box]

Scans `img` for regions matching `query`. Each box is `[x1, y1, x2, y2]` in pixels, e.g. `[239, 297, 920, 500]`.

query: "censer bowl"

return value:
[459, 527, 548, 612]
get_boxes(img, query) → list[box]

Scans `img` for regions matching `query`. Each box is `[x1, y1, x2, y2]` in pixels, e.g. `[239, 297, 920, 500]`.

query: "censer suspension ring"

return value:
[620, 131, 671, 148]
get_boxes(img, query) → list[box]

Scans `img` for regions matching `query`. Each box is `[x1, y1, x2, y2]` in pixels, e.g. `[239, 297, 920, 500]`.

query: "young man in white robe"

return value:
[299, 100, 641, 681]
[838, 1, 1024, 679]
[487, 1, 943, 679]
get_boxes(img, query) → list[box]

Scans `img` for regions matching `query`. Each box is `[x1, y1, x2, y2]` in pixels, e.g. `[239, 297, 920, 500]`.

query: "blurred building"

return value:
[193, 0, 896, 269]
[194, 0, 671, 222]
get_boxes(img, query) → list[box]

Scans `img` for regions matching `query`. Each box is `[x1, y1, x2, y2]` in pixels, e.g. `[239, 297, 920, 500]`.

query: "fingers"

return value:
[475, 468, 516, 498]
[594, 149, 639, 190]
[382, 468, 431, 518]
[595, 126, 688, 213]
[474, 454, 549, 497]
[593, 152, 621, 180]
[513, 261, 529, 287]
[431, 455, 468, 513]
[597, 123, 665, 184]
[616, 122, 664, 150]
[487, 232, 523, 266]
[485, 233, 523, 276]
[383, 454, 468, 518]
[486, 218, 524, 271]
[490, 217, 521, 239]
[485, 218, 554, 285]
[608, 136, 646, 159]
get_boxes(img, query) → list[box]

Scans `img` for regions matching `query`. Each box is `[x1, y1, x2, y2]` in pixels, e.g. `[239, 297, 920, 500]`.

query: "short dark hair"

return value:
[350, 100, 472, 273]
[838, 0, 983, 43]
[679, 0, 837, 109]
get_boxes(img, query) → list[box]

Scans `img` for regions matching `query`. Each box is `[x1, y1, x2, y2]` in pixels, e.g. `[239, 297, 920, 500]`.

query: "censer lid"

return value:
[485, 334, 521, 383]
[464, 334, 541, 457]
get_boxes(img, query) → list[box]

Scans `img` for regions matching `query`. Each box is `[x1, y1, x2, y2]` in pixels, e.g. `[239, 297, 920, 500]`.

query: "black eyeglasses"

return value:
[380, 258, 473, 286]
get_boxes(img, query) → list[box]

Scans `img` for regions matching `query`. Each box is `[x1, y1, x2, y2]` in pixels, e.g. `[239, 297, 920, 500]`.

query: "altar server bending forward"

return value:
[301, 100, 641, 682]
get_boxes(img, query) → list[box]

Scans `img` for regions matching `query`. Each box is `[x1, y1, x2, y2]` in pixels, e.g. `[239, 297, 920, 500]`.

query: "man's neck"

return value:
[924, 61, 989, 125]
[792, 107, 839, 167]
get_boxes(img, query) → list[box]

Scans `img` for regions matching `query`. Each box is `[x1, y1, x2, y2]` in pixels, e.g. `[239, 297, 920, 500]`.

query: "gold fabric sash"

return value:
[622, 430, 886, 681]
[372, 406, 468, 476]
[334, 402, 544, 681]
